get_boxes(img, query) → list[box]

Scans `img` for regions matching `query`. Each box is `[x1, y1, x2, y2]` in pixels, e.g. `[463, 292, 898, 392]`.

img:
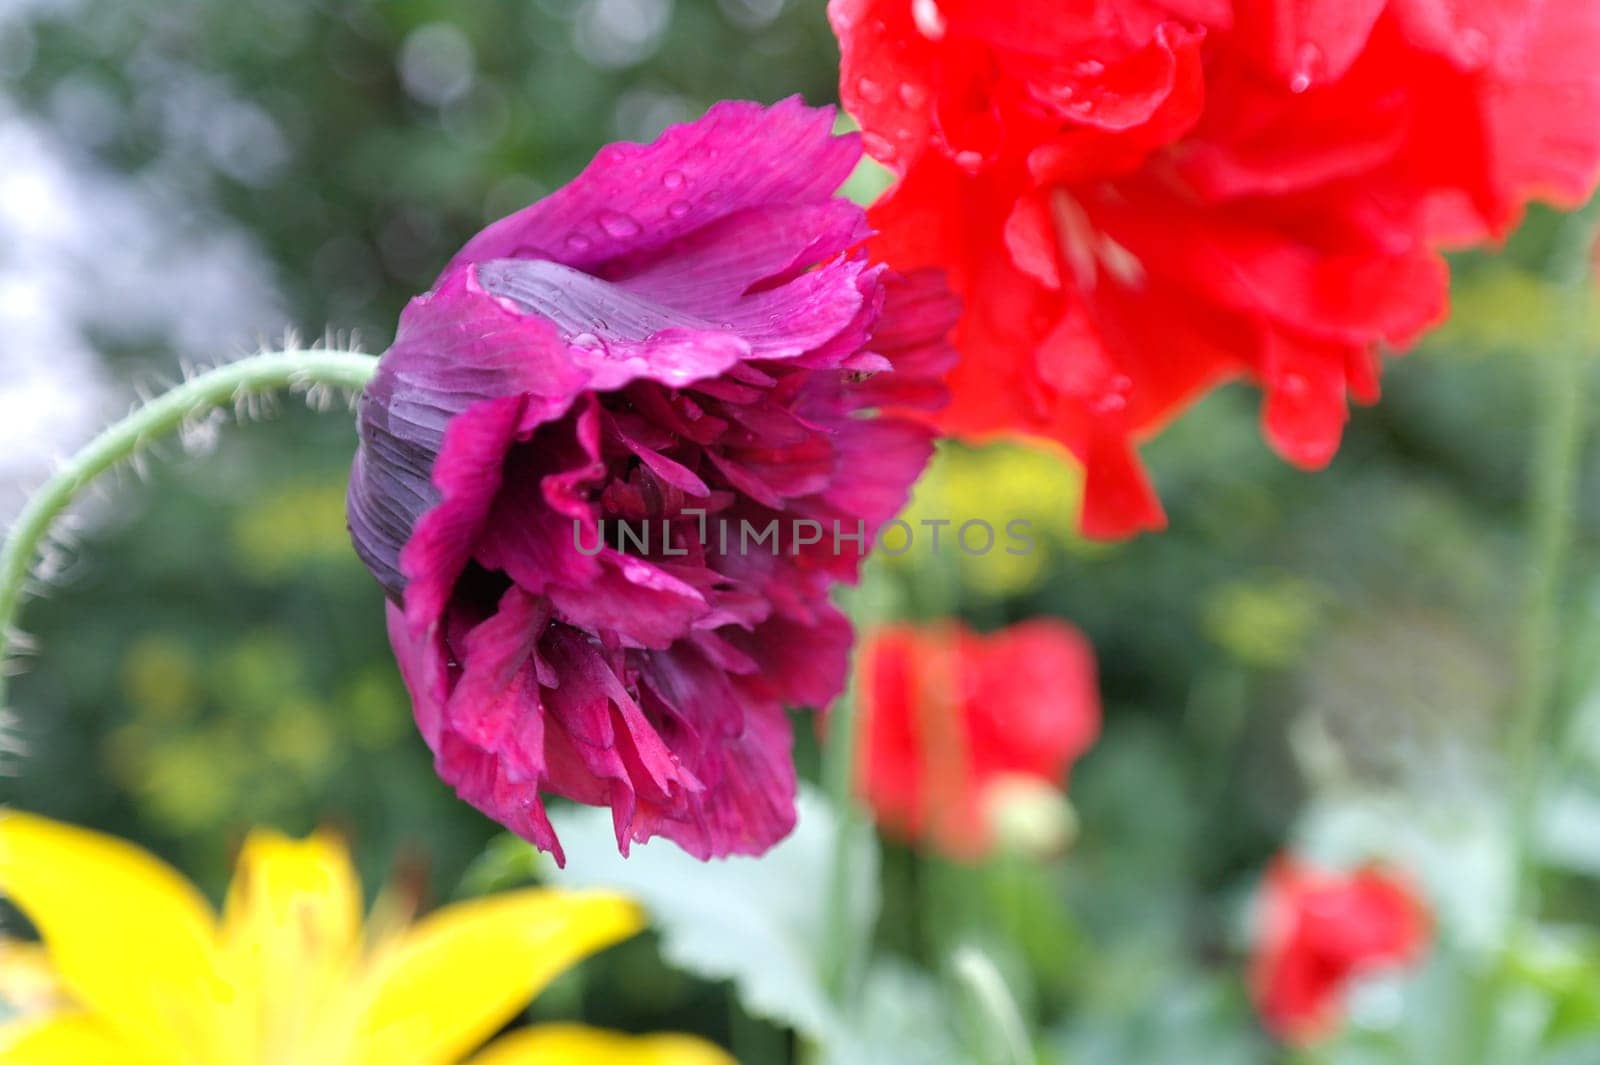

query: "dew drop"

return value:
[953, 149, 985, 173]
[661, 169, 686, 190]
[565, 231, 593, 253]
[856, 77, 887, 104]
[897, 82, 927, 107]
[911, 0, 947, 40]
[667, 200, 691, 218]
[1091, 392, 1128, 414]
[597, 210, 642, 239]
[1071, 59, 1105, 77]
[861, 131, 898, 161]
[1289, 41, 1324, 93]
[570, 331, 605, 351]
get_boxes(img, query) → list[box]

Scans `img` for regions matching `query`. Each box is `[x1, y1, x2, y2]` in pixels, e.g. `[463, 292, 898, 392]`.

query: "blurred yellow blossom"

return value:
[1203, 576, 1329, 668]
[1434, 267, 1600, 354]
[0, 812, 736, 1065]
[891, 440, 1099, 598]
[229, 480, 352, 580]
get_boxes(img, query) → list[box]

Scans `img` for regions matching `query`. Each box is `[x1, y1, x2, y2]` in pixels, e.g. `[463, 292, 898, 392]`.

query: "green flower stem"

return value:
[820, 688, 865, 997]
[1508, 202, 1600, 921]
[0, 349, 377, 710]
[819, 558, 912, 1007]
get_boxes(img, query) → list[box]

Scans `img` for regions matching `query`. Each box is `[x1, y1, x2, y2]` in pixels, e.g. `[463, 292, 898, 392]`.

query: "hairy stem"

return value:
[0, 349, 378, 709]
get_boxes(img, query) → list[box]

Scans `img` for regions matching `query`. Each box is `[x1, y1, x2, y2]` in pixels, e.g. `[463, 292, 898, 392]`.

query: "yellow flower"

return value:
[0, 812, 735, 1065]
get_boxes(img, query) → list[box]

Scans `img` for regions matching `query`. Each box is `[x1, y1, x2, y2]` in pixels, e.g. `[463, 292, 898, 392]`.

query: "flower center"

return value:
[1049, 188, 1145, 290]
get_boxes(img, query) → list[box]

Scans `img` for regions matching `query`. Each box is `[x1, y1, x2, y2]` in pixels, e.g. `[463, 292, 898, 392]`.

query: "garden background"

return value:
[4, 1, 1600, 1062]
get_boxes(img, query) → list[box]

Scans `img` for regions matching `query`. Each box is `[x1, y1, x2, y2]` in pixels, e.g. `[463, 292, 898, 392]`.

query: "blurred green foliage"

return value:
[6, 1, 1600, 1063]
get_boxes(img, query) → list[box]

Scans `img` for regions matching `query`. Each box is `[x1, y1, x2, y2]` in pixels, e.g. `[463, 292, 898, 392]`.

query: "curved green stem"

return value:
[0, 349, 378, 709]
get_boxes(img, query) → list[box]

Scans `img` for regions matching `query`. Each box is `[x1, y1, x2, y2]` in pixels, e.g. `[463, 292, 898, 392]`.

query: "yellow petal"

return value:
[0, 811, 217, 1060]
[355, 890, 643, 1065]
[214, 828, 366, 1061]
[221, 828, 362, 956]
[0, 1012, 161, 1065]
[464, 1023, 738, 1065]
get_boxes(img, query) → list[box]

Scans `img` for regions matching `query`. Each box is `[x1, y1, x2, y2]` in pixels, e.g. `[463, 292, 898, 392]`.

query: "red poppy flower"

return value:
[831, 0, 1600, 536]
[1251, 857, 1430, 1044]
[855, 619, 1100, 859]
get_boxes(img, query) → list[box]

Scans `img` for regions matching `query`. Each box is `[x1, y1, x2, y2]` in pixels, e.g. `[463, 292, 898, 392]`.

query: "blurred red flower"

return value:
[1251, 857, 1430, 1044]
[831, 0, 1600, 537]
[855, 619, 1100, 859]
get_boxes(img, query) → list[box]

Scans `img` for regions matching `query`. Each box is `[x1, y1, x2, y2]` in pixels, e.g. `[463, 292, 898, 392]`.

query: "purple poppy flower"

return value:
[347, 98, 956, 862]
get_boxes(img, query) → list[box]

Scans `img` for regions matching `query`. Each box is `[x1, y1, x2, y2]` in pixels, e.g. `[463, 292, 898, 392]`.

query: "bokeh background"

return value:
[5, 1, 1600, 1062]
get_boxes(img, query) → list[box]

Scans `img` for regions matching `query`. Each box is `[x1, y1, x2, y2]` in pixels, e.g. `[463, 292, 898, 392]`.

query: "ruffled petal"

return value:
[449, 98, 859, 270]
[1231, 0, 1388, 90]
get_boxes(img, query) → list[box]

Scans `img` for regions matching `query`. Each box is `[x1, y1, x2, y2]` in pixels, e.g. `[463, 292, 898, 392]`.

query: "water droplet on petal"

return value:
[953, 149, 985, 173]
[570, 331, 606, 352]
[661, 169, 686, 190]
[897, 82, 927, 107]
[597, 210, 642, 239]
[565, 231, 593, 253]
[861, 131, 898, 162]
[1289, 41, 1324, 93]
[856, 77, 887, 104]
[912, 0, 947, 40]
[1091, 392, 1128, 414]
[667, 200, 691, 218]
[1071, 59, 1105, 77]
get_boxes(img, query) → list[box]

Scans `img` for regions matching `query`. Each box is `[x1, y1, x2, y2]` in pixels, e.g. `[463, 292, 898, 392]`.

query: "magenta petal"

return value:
[635, 643, 799, 857]
[399, 395, 529, 628]
[449, 97, 860, 271]
[617, 201, 871, 313]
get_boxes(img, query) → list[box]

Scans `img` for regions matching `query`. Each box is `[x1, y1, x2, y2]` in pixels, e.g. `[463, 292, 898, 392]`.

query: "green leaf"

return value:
[545, 786, 878, 1041]
[826, 962, 974, 1065]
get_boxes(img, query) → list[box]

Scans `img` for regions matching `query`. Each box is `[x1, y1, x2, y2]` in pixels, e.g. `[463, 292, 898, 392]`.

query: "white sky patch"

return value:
[0, 101, 289, 521]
